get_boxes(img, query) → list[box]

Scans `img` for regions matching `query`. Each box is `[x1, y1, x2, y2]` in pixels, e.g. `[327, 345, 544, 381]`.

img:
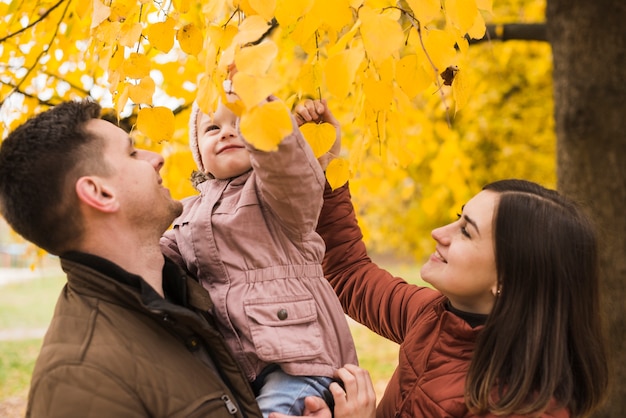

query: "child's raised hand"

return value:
[294, 99, 341, 170]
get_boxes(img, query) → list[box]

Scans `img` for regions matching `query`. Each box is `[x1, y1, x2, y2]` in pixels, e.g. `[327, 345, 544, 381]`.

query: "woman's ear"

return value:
[491, 283, 502, 297]
[75, 176, 120, 213]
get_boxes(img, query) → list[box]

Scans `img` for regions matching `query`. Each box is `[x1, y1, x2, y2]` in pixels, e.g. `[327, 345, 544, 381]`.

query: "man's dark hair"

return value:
[0, 100, 106, 254]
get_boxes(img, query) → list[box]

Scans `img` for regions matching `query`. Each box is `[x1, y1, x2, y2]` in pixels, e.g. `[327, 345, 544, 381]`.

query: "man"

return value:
[0, 100, 263, 417]
[0, 99, 375, 418]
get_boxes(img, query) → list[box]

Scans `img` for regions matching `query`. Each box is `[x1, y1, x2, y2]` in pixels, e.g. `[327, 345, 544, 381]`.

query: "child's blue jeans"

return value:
[255, 366, 334, 418]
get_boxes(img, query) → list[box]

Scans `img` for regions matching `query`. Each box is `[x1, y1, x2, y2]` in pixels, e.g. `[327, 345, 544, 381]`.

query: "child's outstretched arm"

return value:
[294, 99, 341, 171]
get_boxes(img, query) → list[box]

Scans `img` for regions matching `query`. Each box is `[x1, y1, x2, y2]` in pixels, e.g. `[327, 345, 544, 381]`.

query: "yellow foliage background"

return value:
[0, 0, 553, 264]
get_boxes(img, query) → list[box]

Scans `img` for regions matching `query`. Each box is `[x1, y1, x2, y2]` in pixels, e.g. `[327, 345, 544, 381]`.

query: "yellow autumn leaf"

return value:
[195, 74, 220, 116]
[240, 100, 293, 152]
[114, 83, 129, 116]
[119, 22, 142, 48]
[325, 46, 365, 99]
[396, 54, 433, 98]
[74, 0, 91, 20]
[275, 0, 314, 27]
[328, 20, 361, 56]
[172, 0, 191, 13]
[405, 0, 441, 26]
[318, 0, 353, 32]
[123, 53, 151, 79]
[136, 107, 175, 142]
[231, 0, 256, 16]
[94, 20, 121, 44]
[475, 0, 493, 13]
[452, 67, 469, 114]
[423, 29, 458, 71]
[326, 158, 350, 190]
[233, 15, 274, 46]
[232, 72, 282, 109]
[363, 77, 393, 112]
[129, 77, 155, 105]
[207, 24, 239, 51]
[177, 23, 203, 56]
[235, 41, 278, 77]
[295, 61, 323, 98]
[299, 122, 336, 158]
[147, 18, 176, 53]
[249, 0, 276, 21]
[359, 7, 404, 63]
[467, 11, 486, 40]
[446, 0, 479, 33]
[91, 0, 110, 29]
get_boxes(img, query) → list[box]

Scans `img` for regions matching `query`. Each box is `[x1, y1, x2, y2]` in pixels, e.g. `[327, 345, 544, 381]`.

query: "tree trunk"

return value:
[546, 0, 626, 416]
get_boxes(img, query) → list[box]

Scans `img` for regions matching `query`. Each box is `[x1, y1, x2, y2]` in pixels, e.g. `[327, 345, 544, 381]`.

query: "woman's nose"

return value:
[431, 224, 451, 245]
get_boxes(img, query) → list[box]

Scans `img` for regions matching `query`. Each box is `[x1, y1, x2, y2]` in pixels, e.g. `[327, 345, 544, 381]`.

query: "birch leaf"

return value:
[249, 0, 276, 21]
[405, 0, 441, 25]
[235, 41, 278, 77]
[147, 18, 176, 53]
[325, 46, 365, 99]
[326, 158, 350, 190]
[299, 122, 336, 158]
[129, 77, 155, 105]
[91, 0, 111, 29]
[177, 23, 203, 56]
[397, 54, 433, 98]
[275, 0, 314, 27]
[123, 53, 151, 79]
[240, 100, 293, 152]
[452, 67, 469, 114]
[233, 15, 273, 46]
[359, 7, 404, 64]
[137, 107, 175, 142]
[232, 72, 281, 109]
[446, 0, 479, 33]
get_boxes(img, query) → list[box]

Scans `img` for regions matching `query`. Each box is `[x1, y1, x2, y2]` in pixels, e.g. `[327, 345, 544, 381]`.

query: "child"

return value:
[160, 90, 357, 417]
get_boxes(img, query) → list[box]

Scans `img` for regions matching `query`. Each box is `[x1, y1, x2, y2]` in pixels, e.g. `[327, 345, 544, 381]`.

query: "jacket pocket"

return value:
[244, 295, 323, 362]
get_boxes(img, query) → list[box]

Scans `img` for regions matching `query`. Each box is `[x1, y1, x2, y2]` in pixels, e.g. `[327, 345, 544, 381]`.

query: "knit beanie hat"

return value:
[188, 100, 204, 172]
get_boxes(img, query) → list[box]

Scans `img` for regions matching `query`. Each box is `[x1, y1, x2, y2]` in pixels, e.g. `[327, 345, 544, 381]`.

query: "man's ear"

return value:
[75, 176, 120, 213]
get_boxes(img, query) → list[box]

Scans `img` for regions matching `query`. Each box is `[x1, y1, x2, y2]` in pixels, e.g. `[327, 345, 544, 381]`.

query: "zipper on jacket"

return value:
[221, 394, 238, 415]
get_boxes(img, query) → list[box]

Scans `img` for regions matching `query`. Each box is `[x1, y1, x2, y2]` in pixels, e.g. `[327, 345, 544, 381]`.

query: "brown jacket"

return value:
[317, 184, 570, 418]
[26, 252, 262, 418]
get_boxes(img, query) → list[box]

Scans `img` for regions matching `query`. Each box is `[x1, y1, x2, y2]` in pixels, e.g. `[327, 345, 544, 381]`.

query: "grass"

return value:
[0, 258, 427, 408]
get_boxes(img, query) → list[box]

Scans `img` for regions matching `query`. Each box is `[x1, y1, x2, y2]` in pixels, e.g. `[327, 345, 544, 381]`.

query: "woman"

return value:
[315, 179, 608, 417]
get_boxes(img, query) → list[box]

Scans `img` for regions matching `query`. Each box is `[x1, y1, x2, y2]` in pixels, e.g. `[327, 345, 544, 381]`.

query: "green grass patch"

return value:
[0, 275, 65, 329]
[0, 339, 41, 400]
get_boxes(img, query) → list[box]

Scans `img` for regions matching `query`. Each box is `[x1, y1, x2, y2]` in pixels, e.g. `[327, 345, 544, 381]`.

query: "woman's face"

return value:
[420, 190, 499, 314]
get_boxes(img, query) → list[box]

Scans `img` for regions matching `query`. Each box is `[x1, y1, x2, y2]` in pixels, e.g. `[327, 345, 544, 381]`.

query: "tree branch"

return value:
[469, 23, 547, 44]
[0, 0, 67, 43]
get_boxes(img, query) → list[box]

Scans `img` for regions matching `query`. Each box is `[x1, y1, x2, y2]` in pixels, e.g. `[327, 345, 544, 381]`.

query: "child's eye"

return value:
[206, 125, 219, 132]
[461, 226, 471, 238]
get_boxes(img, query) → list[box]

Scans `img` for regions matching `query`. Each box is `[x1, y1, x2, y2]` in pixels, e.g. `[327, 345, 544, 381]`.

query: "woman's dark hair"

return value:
[465, 179, 608, 416]
[0, 99, 107, 255]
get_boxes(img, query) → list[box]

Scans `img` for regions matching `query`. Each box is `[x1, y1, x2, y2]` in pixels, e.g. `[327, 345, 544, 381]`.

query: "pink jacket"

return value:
[161, 118, 357, 382]
[317, 183, 570, 418]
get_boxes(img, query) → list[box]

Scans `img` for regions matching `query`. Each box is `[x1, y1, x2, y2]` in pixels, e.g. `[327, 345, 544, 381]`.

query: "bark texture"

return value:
[546, 1, 626, 416]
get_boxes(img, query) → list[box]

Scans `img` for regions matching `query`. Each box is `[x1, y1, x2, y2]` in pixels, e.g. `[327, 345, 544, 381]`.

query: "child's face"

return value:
[196, 102, 252, 180]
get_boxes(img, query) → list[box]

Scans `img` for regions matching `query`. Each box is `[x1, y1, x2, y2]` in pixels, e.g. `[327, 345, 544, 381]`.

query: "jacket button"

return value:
[277, 309, 288, 320]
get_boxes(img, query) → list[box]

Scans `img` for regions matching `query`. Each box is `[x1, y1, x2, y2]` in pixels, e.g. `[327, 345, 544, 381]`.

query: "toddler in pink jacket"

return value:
[160, 90, 357, 417]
